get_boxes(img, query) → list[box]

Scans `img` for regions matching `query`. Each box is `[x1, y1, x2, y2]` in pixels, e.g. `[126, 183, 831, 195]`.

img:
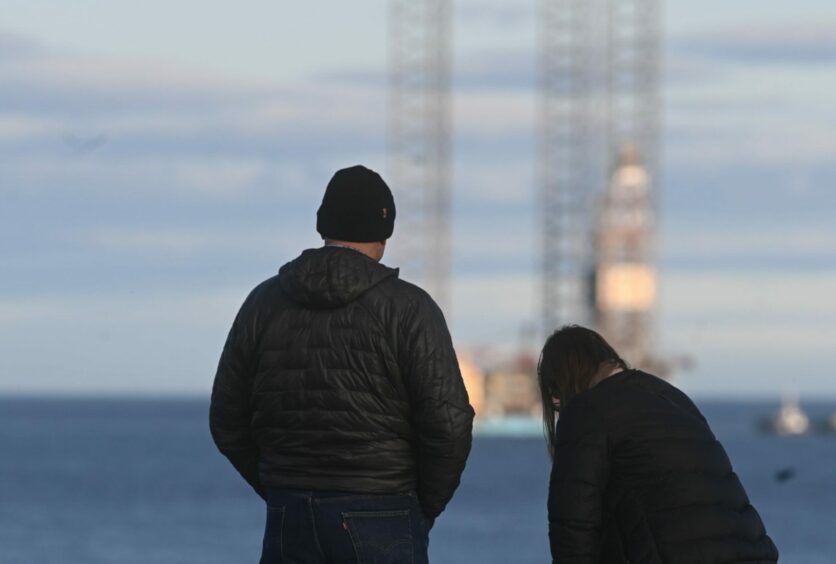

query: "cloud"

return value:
[2, 26, 836, 396]
[0, 82, 383, 157]
[319, 48, 536, 93]
[0, 30, 42, 60]
[658, 268, 836, 397]
[0, 34, 389, 216]
[0, 29, 386, 160]
[4, 265, 835, 395]
[454, 155, 535, 204]
[456, 1, 532, 29]
[662, 224, 836, 268]
[660, 270, 836, 321]
[665, 104, 836, 168]
[674, 22, 836, 65]
[665, 52, 731, 85]
[0, 287, 251, 394]
[0, 287, 245, 325]
[84, 222, 307, 258]
[451, 273, 535, 344]
[454, 90, 534, 144]
[313, 68, 384, 87]
[0, 154, 329, 204]
[0, 114, 62, 140]
[455, 50, 535, 91]
[0, 55, 264, 116]
[450, 267, 836, 352]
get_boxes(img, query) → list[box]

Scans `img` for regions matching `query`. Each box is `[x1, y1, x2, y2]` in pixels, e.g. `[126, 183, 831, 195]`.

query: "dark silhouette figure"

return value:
[539, 325, 778, 563]
[210, 165, 474, 564]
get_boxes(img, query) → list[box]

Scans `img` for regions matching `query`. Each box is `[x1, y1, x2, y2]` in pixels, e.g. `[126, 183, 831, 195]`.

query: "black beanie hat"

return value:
[316, 165, 396, 242]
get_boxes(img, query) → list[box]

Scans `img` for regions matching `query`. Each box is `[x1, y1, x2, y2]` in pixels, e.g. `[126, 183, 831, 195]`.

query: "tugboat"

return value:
[763, 393, 810, 436]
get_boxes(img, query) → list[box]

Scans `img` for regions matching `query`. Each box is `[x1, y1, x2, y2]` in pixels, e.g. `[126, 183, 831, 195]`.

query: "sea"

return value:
[0, 398, 834, 564]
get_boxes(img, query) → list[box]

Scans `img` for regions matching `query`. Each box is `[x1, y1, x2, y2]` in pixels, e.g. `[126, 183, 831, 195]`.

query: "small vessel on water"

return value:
[763, 393, 810, 436]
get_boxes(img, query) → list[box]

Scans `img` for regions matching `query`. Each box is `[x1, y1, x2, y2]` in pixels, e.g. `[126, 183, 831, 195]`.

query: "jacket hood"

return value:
[278, 246, 399, 308]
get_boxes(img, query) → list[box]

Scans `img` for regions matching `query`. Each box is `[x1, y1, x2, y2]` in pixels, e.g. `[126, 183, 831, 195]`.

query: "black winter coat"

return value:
[548, 370, 778, 564]
[210, 246, 474, 518]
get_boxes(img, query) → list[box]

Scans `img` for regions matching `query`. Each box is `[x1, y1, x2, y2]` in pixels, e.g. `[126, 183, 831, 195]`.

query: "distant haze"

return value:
[1, 0, 835, 398]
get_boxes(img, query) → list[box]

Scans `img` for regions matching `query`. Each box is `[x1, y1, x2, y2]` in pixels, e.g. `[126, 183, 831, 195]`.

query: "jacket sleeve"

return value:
[548, 395, 610, 563]
[209, 289, 266, 500]
[399, 292, 474, 519]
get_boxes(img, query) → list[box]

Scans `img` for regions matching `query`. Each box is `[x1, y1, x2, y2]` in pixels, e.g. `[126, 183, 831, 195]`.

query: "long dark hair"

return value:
[538, 325, 629, 458]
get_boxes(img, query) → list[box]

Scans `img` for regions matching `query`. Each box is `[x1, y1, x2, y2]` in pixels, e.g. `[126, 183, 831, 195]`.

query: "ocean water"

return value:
[0, 398, 834, 563]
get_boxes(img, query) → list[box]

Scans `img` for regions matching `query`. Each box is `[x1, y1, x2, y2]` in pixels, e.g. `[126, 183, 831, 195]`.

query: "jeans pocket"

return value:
[342, 509, 414, 564]
[259, 506, 285, 564]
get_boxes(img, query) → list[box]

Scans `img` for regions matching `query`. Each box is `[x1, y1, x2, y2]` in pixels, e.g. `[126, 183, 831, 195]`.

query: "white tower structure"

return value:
[596, 148, 656, 366]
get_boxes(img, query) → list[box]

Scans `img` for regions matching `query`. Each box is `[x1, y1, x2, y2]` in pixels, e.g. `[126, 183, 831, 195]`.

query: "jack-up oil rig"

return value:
[540, 0, 664, 373]
[387, 0, 666, 418]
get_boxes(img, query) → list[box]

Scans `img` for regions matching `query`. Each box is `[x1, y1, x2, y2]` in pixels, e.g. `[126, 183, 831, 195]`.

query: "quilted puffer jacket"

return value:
[548, 370, 778, 564]
[210, 246, 474, 518]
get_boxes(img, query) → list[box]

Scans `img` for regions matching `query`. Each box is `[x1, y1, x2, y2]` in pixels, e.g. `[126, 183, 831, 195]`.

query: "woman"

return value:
[539, 326, 778, 563]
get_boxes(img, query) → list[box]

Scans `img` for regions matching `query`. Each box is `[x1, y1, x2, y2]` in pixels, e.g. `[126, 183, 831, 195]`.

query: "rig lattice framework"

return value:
[539, 0, 661, 355]
[388, 0, 453, 312]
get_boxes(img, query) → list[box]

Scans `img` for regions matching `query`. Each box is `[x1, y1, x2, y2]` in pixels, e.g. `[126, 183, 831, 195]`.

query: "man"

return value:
[210, 165, 474, 564]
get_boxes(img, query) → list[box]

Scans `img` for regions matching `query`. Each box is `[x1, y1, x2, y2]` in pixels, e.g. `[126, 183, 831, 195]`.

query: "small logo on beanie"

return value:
[382, 207, 388, 219]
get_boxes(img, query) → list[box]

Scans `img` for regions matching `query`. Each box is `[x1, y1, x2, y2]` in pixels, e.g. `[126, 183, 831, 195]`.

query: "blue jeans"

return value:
[260, 488, 431, 564]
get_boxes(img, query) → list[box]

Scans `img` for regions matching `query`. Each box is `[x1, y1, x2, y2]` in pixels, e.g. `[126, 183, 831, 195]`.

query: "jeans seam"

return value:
[341, 512, 365, 564]
[278, 507, 286, 560]
[407, 514, 414, 564]
[307, 497, 326, 559]
[262, 505, 285, 563]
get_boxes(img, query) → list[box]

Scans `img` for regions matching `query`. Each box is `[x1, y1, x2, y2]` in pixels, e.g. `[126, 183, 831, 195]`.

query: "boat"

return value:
[762, 393, 810, 436]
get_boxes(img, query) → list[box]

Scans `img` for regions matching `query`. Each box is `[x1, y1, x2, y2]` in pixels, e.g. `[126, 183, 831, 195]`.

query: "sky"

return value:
[1, 1, 835, 399]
